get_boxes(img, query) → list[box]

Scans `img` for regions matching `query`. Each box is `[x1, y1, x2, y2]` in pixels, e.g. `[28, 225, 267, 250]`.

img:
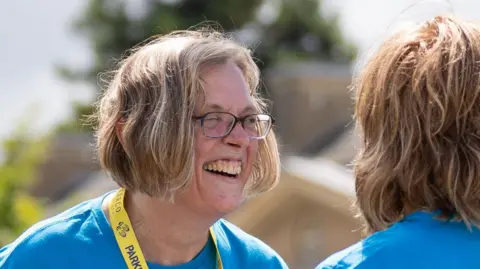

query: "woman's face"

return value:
[177, 61, 260, 217]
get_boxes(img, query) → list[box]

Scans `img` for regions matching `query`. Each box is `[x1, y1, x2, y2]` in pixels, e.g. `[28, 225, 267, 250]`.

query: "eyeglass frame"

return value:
[193, 111, 275, 139]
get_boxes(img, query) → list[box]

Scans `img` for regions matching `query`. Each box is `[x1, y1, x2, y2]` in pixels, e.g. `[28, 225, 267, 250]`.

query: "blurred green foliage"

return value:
[57, 0, 357, 132]
[54, 101, 96, 133]
[0, 124, 49, 247]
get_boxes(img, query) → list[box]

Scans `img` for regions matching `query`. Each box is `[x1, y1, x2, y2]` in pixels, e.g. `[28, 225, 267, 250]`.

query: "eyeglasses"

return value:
[193, 112, 275, 139]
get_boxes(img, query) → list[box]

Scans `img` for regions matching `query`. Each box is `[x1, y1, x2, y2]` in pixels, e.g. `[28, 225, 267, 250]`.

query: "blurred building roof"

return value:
[266, 61, 356, 160]
[265, 61, 353, 79]
[314, 125, 361, 166]
[31, 132, 100, 202]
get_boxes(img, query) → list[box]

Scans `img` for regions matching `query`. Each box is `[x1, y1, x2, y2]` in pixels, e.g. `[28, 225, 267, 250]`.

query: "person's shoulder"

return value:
[215, 219, 289, 268]
[0, 193, 110, 268]
[314, 241, 369, 269]
[315, 224, 421, 269]
[317, 212, 480, 269]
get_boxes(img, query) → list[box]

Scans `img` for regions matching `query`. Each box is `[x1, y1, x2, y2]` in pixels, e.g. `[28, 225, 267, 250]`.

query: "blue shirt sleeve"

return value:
[0, 244, 18, 268]
[266, 256, 289, 268]
[0, 239, 46, 268]
[0, 220, 79, 269]
[314, 240, 409, 269]
[248, 248, 289, 268]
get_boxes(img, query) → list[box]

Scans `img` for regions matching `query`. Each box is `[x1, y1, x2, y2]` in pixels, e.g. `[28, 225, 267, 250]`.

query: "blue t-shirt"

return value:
[0, 191, 288, 269]
[316, 211, 480, 269]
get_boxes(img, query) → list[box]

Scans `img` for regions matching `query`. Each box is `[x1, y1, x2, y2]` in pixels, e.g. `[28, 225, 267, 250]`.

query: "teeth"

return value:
[203, 160, 242, 175]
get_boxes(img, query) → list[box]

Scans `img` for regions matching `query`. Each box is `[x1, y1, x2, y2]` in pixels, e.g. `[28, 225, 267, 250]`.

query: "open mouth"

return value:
[203, 160, 242, 178]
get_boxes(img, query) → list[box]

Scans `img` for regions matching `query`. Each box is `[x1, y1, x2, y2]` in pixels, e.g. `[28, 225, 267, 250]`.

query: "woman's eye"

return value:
[205, 117, 221, 122]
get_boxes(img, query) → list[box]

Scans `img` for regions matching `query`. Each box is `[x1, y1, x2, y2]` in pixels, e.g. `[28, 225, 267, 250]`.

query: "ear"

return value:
[116, 117, 126, 148]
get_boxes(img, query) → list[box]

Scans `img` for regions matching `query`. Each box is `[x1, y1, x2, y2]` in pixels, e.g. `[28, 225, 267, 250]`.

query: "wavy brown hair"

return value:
[93, 29, 280, 201]
[353, 15, 480, 234]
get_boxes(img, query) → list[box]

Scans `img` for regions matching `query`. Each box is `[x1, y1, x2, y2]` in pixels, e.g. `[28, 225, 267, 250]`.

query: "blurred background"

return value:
[0, 0, 478, 268]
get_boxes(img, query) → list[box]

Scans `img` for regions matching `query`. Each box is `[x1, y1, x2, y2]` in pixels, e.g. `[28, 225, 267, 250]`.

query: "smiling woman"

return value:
[0, 29, 288, 269]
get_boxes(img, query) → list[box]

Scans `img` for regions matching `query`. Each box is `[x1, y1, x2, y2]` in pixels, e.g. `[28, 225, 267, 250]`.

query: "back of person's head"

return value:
[93, 29, 280, 201]
[353, 15, 480, 234]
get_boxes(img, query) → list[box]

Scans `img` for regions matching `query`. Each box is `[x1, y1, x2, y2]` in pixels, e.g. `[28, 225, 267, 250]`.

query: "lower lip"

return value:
[204, 170, 241, 183]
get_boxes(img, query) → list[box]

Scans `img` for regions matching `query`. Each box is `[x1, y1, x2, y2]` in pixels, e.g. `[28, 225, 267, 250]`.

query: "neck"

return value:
[104, 190, 218, 265]
[402, 202, 425, 217]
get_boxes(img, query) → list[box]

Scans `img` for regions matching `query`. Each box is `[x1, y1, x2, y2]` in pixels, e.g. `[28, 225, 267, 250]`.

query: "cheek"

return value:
[247, 140, 260, 165]
[194, 128, 207, 156]
[194, 131, 215, 164]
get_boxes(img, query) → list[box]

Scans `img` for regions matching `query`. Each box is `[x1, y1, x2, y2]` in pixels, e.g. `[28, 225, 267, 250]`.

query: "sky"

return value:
[1, 0, 479, 142]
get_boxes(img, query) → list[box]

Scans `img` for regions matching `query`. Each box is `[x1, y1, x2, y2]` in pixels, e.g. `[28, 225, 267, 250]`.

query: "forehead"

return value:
[197, 62, 256, 114]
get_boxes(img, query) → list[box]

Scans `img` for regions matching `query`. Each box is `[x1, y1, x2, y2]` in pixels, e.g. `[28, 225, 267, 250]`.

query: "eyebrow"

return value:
[203, 103, 258, 114]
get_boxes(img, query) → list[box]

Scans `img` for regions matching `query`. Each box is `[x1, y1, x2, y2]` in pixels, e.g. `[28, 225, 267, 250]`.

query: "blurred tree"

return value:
[0, 124, 48, 247]
[57, 0, 356, 131]
[54, 101, 96, 133]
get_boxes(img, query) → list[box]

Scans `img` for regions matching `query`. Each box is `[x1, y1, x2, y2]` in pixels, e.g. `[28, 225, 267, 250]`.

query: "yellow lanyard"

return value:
[109, 188, 224, 269]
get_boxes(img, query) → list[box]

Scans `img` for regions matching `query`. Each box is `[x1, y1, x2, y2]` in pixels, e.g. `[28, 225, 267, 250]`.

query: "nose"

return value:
[223, 122, 250, 148]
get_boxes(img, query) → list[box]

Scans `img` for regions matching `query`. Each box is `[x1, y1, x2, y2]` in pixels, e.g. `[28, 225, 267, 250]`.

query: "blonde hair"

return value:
[94, 30, 280, 200]
[353, 15, 480, 234]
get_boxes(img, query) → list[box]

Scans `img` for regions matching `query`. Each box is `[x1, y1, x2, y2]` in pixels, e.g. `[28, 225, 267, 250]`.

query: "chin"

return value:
[203, 172, 247, 213]
[192, 163, 250, 216]
[212, 196, 246, 215]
